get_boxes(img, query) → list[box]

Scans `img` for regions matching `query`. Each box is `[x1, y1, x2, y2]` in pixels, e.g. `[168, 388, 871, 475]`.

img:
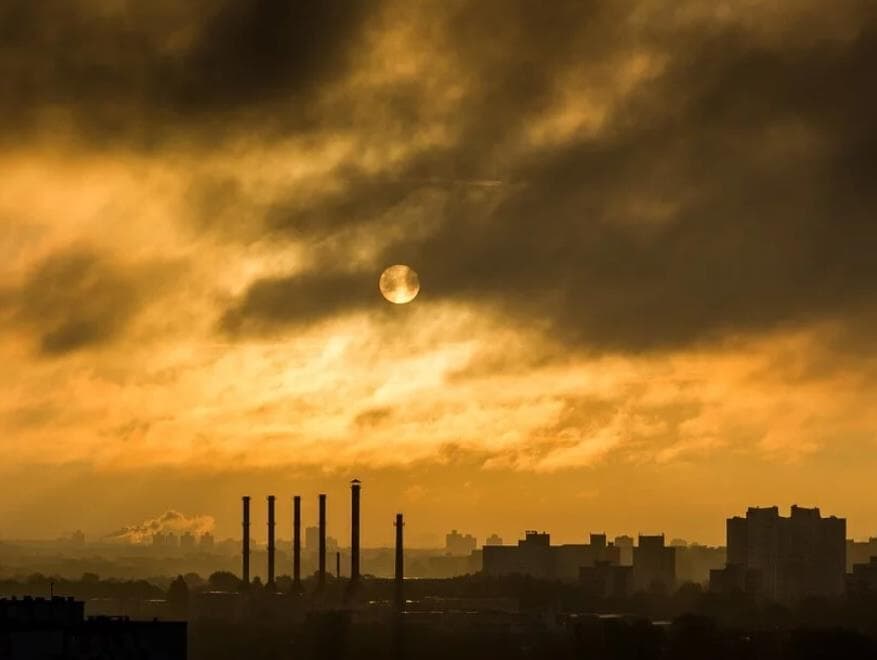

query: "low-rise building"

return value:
[483, 531, 621, 582]
[0, 596, 185, 660]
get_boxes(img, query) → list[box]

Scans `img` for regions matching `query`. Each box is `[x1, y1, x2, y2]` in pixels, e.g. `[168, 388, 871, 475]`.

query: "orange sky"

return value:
[1, 0, 876, 545]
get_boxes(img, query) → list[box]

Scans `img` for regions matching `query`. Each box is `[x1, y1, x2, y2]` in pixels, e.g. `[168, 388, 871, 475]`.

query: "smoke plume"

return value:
[104, 510, 215, 544]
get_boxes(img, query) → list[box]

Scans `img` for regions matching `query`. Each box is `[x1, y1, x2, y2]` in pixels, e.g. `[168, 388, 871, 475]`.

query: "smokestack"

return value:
[350, 479, 361, 583]
[336, 551, 341, 579]
[318, 493, 327, 587]
[292, 495, 301, 589]
[267, 495, 276, 589]
[242, 496, 251, 586]
[395, 513, 404, 610]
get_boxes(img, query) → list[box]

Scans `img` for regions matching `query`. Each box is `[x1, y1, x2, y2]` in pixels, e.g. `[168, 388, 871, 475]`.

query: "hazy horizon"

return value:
[2, 467, 873, 548]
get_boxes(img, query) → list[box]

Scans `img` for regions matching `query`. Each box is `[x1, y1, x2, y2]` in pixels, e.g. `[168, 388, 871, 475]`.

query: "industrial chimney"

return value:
[395, 513, 404, 610]
[242, 496, 251, 586]
[292, 495, 301, 590]
[318, 493, 327, 587]
[350, 479, 361, 583]
[267, 495, 276, 589]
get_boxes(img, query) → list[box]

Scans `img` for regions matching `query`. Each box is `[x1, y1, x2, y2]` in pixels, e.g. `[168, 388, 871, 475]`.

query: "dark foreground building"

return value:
[0, 596, 186, 660]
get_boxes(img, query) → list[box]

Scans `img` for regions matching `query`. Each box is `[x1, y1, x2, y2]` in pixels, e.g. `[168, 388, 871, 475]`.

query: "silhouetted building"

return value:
[613, 535, 634, 566]
[675, 543, 727, 584]
[199, 532, 214, 550]
[305, 525, 318, 551]
[0, 597, 84, 626]
[580, 561, 633, 598]
[483, 531, 551, 579]
[633, 535, 676, 593]
[709, 563, 763, 596]
[485, 534, 503, 546]
[305, 526, 338, 552]
[554, 533, 622, 581]
[179, 532, 195, 551]
[146, 531, 183, 550]
[725, 505, 846, 602]
[0, 597, 185, 660]
[846, 537, 877, 572]
[848, 556, 877, 595]
[445, 530, 477, 556]
[427, 551, 483, 577]
[483, 531, 620, 581]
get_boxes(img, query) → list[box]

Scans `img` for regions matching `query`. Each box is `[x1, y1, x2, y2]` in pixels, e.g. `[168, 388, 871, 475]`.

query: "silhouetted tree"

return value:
[207, 570, 241, 592]
[182, 572, 204, 588]
[275, 575, 293, 593]
[167, 575, 189, 619]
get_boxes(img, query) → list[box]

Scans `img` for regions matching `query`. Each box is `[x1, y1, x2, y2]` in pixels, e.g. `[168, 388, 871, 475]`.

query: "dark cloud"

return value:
[7, 0, 877, 352]
[352, 406, 394, 429]
[221, 267, 377, 333]
[0, 0, 376, 145]
[224, 2, 877, 351]
[264, 173, 418, 238]
[1, 249, 161, 355]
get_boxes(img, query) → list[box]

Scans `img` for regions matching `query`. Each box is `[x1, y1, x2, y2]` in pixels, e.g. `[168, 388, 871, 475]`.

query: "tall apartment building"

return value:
[445, 530, 478, 556]
[632, 535, 676, 593]
[722, 505, 845, 602]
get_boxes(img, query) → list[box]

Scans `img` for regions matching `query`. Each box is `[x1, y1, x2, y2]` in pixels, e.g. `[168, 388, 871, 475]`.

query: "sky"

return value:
[1, 0, 877, 547]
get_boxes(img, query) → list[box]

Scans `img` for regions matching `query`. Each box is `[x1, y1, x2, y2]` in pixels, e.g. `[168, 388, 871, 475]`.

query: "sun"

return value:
[379, 265, 420, 304]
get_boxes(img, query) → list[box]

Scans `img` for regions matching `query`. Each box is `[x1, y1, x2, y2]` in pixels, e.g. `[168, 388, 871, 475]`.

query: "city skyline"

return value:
[4, 488, 873, 552]
[3, 2, 876, 657]
[5, 491, 865, 599]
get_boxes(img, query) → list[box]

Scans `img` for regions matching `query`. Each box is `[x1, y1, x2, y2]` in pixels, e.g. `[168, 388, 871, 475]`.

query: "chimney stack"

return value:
[267, 495, 276, 589]
[242, 496, 251, 586]
[318, 494, 327, 587]
[292, 495, 301, 589]
[395, 513, 404, 610]
[350, 479, 361, 583]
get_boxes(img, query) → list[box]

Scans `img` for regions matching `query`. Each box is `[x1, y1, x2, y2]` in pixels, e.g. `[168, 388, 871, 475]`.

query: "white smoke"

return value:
[105, 510, 215, 544]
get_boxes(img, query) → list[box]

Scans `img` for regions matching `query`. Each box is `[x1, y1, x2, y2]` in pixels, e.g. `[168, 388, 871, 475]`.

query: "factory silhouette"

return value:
[4, 479, 877, 659]
[229, 480, 857, 609]
[238, 480, 407, 609]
